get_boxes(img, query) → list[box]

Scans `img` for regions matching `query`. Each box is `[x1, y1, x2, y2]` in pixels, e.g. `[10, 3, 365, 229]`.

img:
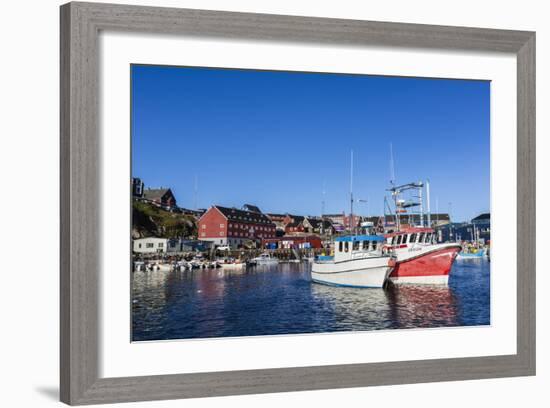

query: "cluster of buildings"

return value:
[131, 177, 490, 254]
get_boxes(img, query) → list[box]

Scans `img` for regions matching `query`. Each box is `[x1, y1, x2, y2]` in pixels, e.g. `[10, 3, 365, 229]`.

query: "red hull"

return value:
[390, 246, 461, 278]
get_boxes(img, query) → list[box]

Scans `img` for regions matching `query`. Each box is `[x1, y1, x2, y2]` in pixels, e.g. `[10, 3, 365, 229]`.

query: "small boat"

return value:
[145, 262, 171, 272]
[311, 235, 395, 288]
[218, 257, 246, 268]
[456, 248, 486, 260]
[248, 253, 279, 265]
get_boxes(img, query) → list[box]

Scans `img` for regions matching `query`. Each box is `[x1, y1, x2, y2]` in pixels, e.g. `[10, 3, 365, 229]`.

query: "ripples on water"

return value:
[132, 259, 490, 341]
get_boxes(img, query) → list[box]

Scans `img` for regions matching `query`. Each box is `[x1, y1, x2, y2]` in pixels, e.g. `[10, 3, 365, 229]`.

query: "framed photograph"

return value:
[60, 1, 535, 405]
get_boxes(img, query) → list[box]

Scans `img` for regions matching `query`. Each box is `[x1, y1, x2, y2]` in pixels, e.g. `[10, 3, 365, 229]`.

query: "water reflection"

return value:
[132, 259, 490, 341]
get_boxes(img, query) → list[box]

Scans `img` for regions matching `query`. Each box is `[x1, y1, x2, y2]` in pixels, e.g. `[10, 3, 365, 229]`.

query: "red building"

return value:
[198, 206, 276, 248]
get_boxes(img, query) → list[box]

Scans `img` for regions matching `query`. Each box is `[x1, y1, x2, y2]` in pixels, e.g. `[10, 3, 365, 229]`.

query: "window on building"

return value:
[158, 242, 164, 248]
[219, 232, 223, 236]
[146, 243, 154, 248]
[201, 232, 205, 237]
[202, 225, 206, 229]
[138, 243, 142, 248]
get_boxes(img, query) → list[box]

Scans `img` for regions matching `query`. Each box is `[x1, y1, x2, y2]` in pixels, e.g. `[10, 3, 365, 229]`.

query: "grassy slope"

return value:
[132, 200, 197, 239]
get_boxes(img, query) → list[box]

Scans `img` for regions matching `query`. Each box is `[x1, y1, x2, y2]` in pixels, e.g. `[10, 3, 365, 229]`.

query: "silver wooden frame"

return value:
[60, 1, 535, 405]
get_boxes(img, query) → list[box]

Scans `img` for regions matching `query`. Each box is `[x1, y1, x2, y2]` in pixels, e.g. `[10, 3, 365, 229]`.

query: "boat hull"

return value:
[389, 244, 461, 285]
[219, 262, 245, 269]
[311, 257, 393, 288]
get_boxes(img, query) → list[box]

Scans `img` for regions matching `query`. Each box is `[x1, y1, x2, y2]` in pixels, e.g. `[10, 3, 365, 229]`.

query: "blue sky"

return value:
[131, 65, 490, 222]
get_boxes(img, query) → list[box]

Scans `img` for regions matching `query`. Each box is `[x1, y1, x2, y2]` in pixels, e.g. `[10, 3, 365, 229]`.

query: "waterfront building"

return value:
[198, 205, 276, 248]
[284, 215, 306, 234]
[143, 188, 177, 209]
[302, 217, 335, 235]
[133, 237, 168, 254]
[262, 235, 323, 250]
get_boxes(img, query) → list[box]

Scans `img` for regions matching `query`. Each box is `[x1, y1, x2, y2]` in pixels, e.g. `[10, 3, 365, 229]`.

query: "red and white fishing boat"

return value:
[382, 175, 461, 285]
[384, 227, 461, 285]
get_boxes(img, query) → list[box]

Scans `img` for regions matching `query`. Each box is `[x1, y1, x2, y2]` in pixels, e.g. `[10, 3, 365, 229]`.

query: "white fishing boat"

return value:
[312, 235, 395, 288]
[248, 252, 279, 265]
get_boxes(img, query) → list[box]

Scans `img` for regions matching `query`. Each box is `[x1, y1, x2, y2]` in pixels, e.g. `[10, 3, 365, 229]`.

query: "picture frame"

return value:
[60, 1, 535, 405]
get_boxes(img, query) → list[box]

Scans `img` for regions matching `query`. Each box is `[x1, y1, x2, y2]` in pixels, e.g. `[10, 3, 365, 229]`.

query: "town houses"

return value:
[131, 176, 475, 253]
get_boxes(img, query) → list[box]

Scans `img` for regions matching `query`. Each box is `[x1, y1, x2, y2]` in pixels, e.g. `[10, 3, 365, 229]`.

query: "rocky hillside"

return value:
[132, 200, 197, 239]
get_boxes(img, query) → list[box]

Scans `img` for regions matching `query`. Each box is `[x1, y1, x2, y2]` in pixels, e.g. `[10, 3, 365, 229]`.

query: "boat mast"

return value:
[350, 150, 354, 235]
[321, 180, 326, 235]
[389, 143, 400, 231]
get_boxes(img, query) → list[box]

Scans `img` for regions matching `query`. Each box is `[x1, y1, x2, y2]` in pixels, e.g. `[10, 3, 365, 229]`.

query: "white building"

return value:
[133, 237, 168, 254]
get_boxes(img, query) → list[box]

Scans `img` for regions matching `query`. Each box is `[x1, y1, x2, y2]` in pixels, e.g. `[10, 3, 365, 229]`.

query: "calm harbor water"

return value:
[132, 259, 490, 341]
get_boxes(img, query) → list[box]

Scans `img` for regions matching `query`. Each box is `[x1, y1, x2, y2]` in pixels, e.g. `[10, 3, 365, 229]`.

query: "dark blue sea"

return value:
[132, 259, 490, 341]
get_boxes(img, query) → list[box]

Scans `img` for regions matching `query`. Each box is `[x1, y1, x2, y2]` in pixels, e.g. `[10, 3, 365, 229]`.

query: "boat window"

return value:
[353, 240, 360, 250]
[364, 241, 370, 251]
[338, 241, 343, 252]
[391, 236, 396, 245]
[425, 233, 432, 243]
[344, 242, 349, 252]
[409, 233, 417, 243]
[396, 235, 402, 245]
[418, 232, 425, 243]
[371, 241, 377, 250]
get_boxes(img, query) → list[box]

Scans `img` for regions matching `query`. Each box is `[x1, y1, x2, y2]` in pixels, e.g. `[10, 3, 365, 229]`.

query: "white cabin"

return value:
[332, 235, 385, 262]
[133, 237, 168, 254]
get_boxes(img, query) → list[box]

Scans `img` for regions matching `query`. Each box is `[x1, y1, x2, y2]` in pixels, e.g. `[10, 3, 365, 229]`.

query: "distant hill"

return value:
[132, 200, 197, 239]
